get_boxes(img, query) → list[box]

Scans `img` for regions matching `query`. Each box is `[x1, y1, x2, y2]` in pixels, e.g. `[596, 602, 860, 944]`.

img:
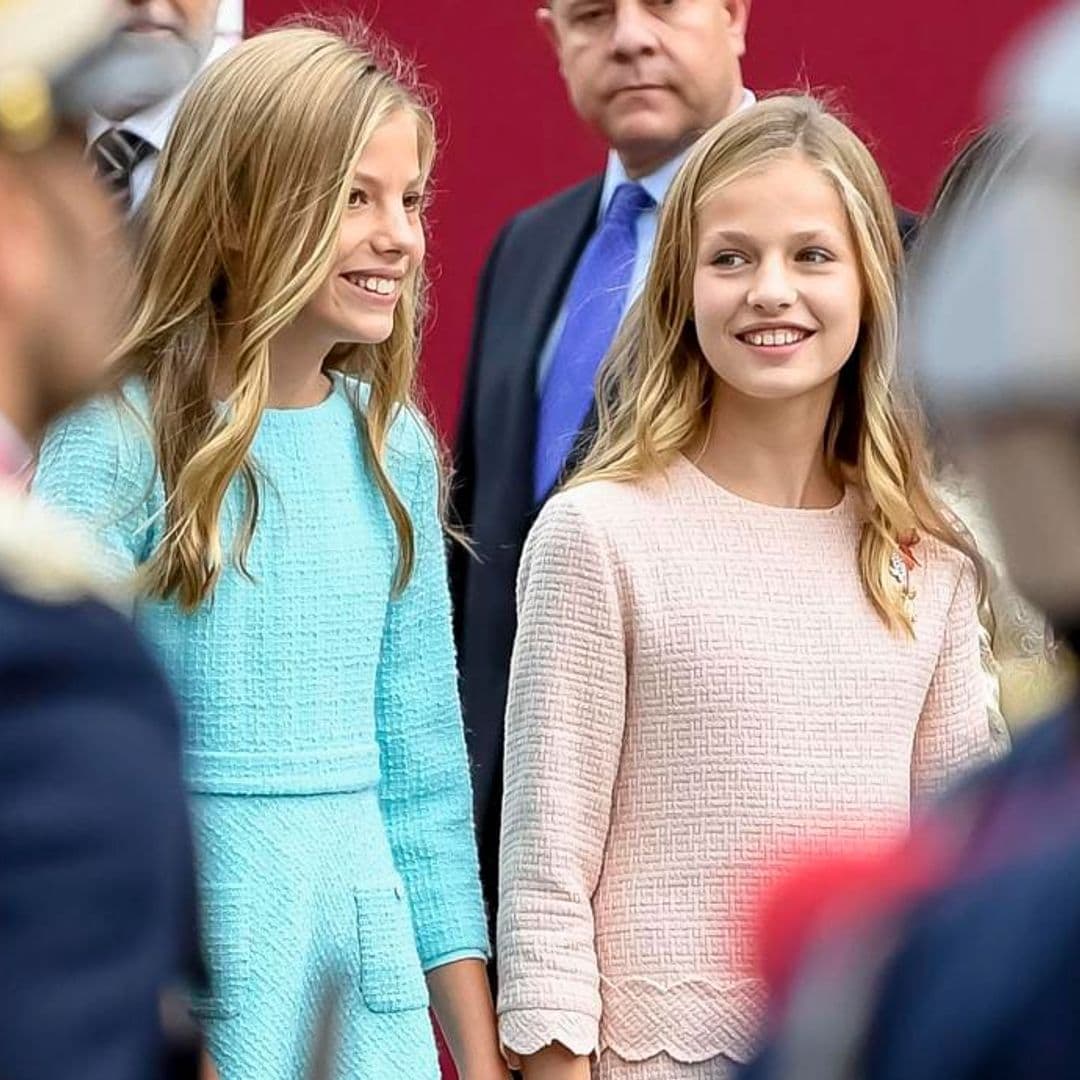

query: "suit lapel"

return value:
[502, 177, 603, 519]
[520, 178, 603, 385]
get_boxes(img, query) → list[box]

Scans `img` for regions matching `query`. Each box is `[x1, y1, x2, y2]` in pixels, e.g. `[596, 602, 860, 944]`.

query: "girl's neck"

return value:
[218, 318, 334, 409]
[693, 382, 843, 509]
[266, 321, 334, 408]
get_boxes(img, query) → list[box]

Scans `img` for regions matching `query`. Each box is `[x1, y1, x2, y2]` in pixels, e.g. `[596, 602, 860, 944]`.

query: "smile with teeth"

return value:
[343, 273, 399, 297]
[738, 327, 811, 347]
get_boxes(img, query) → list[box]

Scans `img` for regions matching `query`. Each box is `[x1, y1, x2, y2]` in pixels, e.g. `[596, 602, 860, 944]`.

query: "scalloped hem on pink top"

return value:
[597, 975, 767, 1064]
[499, 1008, 599, 1066]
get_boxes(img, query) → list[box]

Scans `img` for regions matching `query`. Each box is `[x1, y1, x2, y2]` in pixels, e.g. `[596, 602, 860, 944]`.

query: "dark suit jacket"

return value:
[451, 171, 920, 925]
[0, 581, 198, 1080]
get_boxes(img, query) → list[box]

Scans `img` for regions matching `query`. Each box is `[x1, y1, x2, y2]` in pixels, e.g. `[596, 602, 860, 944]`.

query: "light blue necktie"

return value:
[533, 182, 655, 502]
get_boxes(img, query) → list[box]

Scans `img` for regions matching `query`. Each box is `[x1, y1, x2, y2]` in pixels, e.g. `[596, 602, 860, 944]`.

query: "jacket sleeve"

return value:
[374, 412, 490, 970]
[448, 221, 511, 648]
[497, 494, 627, 1058]
[912, 560, 993, 805]
[0, 593, 195, 1080]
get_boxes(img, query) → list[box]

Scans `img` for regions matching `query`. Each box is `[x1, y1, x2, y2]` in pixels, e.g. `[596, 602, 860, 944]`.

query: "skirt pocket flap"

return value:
[355, 882, 430, 1014]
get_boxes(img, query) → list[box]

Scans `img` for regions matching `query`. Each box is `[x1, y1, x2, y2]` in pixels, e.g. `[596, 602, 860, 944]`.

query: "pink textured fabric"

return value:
[497, 454, 992, 1074]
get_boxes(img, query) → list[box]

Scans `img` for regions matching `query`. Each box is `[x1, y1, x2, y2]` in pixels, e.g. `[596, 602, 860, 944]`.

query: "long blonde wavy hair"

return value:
[572, 95, 985, 635]
[113, 22, 436, 611]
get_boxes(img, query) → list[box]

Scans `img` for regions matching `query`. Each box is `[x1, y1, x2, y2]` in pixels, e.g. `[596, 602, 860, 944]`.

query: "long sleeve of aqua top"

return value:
[377, 412, 490, 970]
[33, 392, 159, 584]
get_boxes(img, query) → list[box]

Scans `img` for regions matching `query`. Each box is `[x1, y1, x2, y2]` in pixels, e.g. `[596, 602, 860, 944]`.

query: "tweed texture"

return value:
[497, 454, 991, 1076]
[597, 1050, 735, 1079]
[35, 377, 489, 1078]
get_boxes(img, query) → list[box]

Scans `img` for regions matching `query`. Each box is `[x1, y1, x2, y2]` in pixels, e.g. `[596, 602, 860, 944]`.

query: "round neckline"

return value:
[674, 451, 853, 517]
[259, 373, 341, 417]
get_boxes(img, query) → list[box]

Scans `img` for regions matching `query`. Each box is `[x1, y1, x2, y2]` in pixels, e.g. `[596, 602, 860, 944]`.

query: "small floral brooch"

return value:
[890, 535, 921, 623]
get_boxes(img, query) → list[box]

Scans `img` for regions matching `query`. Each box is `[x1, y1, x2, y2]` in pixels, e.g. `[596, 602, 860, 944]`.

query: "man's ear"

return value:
[726, 0, 751, 59]
[536, 4, 565, 72]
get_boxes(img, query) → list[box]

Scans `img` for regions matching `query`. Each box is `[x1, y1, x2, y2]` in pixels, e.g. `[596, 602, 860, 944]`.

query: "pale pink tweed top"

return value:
[497, 454, 992, 1067]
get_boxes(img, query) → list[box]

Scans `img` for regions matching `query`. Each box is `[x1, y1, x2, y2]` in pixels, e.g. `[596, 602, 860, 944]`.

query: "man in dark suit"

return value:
[452, 0, 754, 930]
[0, 6, 200, 1077]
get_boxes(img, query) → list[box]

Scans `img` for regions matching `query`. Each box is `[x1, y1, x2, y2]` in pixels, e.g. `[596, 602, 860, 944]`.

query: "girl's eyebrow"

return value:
[703, 229, 754, 244]
[352, 170, 424, 188]
[704, 228, 846, 244]
[790, 228, 843, 244]
[703, 227, 843, 244]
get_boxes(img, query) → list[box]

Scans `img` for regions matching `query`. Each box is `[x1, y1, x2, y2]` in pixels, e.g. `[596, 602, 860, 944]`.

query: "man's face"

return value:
[0, 134, 133, 433]
[540, 0, 750, 176]
[93, 0, 222, 120]
[115, 0, 221, 40]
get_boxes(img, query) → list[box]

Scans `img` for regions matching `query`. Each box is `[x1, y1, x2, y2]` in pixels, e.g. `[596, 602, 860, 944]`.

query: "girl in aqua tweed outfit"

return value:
[34, 25, 505, 1080]
[497, 97, 996, 1080]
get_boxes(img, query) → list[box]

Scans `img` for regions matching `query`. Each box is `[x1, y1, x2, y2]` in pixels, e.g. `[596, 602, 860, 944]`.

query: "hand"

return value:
[459, 1062, 512, 1080]
[426, 959, 506, 1079]
[519, 1044, 592, 1080]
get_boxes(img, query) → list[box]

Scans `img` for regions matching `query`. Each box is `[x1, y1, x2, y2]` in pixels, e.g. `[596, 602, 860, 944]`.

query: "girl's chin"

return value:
[330, 319, 395, 347]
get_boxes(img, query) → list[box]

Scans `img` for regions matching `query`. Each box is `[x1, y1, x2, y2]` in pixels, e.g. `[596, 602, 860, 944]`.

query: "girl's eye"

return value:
[711, 251, 749, 269]
[347, 188, 368, 210]
[798, 247, 834, 265]
[403, 192, 425, 213]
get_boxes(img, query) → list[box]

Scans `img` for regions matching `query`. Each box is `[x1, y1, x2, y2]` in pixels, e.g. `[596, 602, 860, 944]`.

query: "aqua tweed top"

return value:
[34, 377, 489, 975]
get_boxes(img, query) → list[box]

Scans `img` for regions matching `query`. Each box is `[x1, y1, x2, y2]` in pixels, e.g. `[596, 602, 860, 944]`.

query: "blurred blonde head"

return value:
[113, 21, 436, 610]
[573, 94, 984, 634]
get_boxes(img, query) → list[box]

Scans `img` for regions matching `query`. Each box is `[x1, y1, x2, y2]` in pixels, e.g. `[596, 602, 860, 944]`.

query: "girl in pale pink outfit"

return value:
[496, 96, 995, 1080]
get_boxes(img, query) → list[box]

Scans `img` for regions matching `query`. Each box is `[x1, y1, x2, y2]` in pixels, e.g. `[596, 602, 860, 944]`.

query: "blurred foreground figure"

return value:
[919, 123, 1074, 735]
[0, 3, 198, 1078]
[742, 7, 1080, 1079]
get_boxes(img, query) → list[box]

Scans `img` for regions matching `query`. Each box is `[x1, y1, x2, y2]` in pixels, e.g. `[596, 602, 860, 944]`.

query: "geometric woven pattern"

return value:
[498, 453, 993, 1076]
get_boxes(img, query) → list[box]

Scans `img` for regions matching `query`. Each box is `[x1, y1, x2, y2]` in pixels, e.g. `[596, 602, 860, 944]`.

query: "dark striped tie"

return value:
[90, 127, 155, 212]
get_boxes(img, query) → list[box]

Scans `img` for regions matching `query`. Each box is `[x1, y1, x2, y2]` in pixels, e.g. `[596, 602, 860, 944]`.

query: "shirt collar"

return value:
[598, 87, 757, 220]
[88, 91, 177, 153]
[87, 36, 235, 152]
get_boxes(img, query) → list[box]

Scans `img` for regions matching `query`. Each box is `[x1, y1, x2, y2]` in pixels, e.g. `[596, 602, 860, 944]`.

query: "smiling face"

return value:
[294, 110, 427, 349]
[692, 152, 863, 413]
[540, 0, 749, 176]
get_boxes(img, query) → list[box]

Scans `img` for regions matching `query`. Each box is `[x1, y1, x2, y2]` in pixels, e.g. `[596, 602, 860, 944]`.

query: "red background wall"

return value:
[247, 0, 1060, 438]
